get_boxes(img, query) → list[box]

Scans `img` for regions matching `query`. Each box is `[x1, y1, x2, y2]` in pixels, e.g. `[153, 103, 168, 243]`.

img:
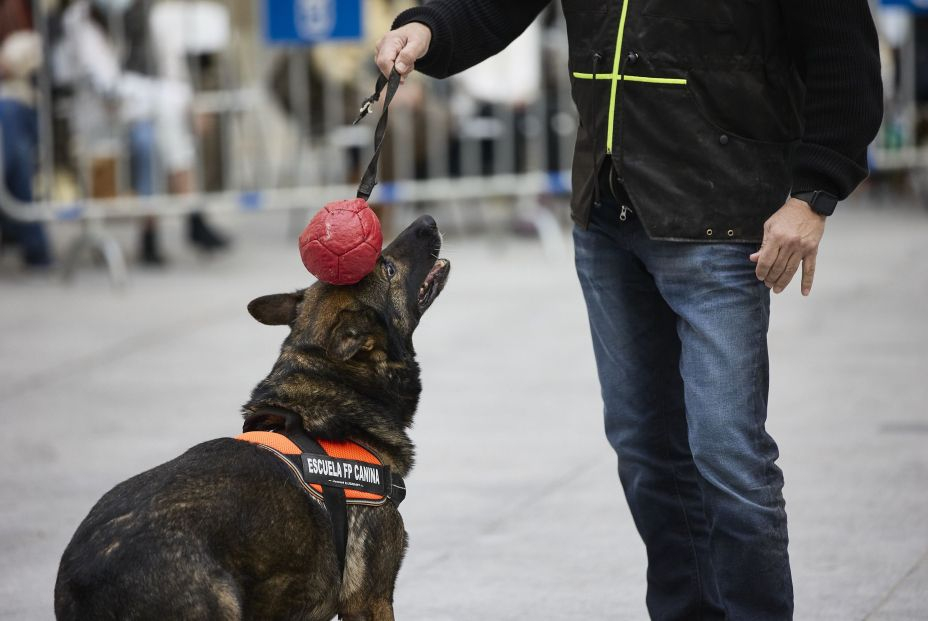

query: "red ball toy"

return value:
[299, 198, 383, 285]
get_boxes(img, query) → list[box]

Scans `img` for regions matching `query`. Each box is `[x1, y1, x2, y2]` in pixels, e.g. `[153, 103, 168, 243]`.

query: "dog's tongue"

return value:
[418, 259, 449, 305]
[425, 259, 449, 283]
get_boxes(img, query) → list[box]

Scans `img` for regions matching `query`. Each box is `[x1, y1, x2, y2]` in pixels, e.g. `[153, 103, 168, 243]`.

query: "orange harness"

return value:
[235, 431, 398, 506]
[235, 408, 406, 578]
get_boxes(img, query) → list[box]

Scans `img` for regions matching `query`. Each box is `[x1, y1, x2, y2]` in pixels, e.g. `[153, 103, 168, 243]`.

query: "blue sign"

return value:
[881, 0, 928, 12]
[264, 0, 363, 45]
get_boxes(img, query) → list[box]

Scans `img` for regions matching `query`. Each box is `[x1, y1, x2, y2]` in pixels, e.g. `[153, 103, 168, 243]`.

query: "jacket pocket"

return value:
[686, 69, 802, 144]
[620, 83, 793, 239]
[641, 0, 734, 25]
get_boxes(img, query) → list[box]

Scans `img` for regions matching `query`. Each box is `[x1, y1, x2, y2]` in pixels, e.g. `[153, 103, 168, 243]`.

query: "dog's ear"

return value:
[248, 293, 302, 326]
[327, 309, 381, 361]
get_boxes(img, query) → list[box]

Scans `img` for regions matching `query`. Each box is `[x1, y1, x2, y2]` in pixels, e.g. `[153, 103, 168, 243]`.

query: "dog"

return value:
[55, 215, 450, 621]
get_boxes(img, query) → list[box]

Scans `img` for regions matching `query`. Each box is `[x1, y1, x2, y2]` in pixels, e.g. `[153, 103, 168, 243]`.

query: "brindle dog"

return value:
[55, 216, 450, 621]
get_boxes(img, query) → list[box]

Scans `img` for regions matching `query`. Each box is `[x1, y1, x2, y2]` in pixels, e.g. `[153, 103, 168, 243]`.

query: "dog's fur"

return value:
[54, 216, 450, 621]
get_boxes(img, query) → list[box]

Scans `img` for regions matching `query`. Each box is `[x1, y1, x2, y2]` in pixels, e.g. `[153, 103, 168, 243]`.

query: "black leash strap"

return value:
[353, 68, 402, 201]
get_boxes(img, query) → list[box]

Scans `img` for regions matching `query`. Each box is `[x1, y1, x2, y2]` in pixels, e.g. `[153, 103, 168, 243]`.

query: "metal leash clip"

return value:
[353, 70, 392, 125]
[354, 95, 379, 125]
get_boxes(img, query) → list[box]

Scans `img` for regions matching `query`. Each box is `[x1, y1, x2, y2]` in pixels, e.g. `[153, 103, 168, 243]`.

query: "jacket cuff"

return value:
[791, 141, 869, 202]
[391, 7, 453, 78]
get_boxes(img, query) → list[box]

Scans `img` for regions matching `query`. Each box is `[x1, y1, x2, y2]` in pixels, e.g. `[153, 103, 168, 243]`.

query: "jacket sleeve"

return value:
[391, 0, 550, 79]
[782, 0, 883, 202]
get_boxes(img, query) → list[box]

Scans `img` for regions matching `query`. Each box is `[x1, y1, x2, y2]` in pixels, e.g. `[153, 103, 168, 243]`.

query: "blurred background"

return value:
[1, 1, 926, 619]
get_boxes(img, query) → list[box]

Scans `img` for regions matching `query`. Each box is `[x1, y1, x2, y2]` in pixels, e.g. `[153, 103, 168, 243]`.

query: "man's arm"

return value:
[784, 0, 883, 199]
[752, 0, 882, 296]
[375, 0, 550, 80]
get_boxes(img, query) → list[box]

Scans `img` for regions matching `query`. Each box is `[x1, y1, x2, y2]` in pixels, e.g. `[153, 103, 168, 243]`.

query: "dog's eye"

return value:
[383, 261, 396, 279]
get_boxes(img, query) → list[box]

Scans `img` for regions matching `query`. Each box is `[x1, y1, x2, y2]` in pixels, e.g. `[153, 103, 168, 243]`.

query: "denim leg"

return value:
[574, 208, 724, 621]
[635, 237, 793, 620]
[128, 120, 158, 197]
[0, 99, 50, 265]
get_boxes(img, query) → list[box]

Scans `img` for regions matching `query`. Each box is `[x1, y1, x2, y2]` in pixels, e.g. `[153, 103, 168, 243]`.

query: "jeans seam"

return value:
[658, 336, 707, 617]
[750, 285, 775, 508]
[663, 422, 707, 620]
[750, 285, 791, 602]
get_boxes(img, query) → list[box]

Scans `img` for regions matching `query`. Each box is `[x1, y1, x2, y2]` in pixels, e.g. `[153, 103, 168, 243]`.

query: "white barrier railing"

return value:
[0, 2, 578, 285]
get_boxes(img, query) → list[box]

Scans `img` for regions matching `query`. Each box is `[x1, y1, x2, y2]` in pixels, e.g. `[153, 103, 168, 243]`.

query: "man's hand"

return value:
[750, 197, 827, 296]
[375, 23, 432, 80]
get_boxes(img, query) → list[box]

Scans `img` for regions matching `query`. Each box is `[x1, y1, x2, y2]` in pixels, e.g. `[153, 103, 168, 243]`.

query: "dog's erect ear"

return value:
[327, 309, 381, 361]
[248, 293, 302, 326]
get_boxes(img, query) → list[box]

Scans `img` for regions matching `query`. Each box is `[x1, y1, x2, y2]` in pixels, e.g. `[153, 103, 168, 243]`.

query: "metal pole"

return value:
[31, 0, 55, 202]
[185, 0, 205, 192]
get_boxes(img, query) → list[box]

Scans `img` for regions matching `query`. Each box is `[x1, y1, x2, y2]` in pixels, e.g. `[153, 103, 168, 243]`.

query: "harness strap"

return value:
[320, 483, 348, 577]
[352, 68, 402, 201]
[243, 408, 406, 503]
[241, 407, 405, 578]
[244, 408, 348, 575]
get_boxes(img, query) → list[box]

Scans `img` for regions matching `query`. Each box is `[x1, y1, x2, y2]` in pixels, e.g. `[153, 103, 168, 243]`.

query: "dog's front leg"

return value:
[341, 599, 395, 621]
[369, 600, 395, 621]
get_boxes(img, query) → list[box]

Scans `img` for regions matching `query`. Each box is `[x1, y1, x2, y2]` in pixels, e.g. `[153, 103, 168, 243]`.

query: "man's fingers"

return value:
[771, 253, 801, 294]
[763, 250, 791, 289]
[394, 46, 419, 74]
[755, 197, 826, 296]
[374, 24, 431, 78]
[801, 253, 817, 296]
[375, 35, 405, 77]
[754, 243, 779, 282]
[375, 39, 416, 77]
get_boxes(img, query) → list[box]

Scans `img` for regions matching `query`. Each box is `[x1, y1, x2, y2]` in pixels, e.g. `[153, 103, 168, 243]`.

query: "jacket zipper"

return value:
[590, 51, 604, 209]
[608, 161, 633, 222]
[606, 0, 631, 155]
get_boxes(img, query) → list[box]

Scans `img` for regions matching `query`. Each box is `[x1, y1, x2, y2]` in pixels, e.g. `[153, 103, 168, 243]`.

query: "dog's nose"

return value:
[415, 215, 437, 237]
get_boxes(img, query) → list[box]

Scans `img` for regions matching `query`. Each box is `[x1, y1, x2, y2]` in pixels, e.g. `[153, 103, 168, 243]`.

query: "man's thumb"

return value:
[395, 47, 419, 74]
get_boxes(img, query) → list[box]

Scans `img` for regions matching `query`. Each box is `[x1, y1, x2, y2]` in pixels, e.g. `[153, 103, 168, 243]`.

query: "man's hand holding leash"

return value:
[375, 23, 431, 81]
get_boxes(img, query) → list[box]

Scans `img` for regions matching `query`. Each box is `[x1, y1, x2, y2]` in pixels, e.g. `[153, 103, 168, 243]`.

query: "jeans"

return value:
[128, 120, 158, 196]
[0, 98, 50, 265]
[574, 190, 792, 620]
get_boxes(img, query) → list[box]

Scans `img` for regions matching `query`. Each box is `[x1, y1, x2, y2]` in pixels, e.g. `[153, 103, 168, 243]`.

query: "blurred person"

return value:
[268, 0, 434, 185]
[449, 19, 541, 176]
[148, 1, 230, 193]
[376, 2, 882, 620]
[60, 0, 228, 265]
[0, 0, 52, 267]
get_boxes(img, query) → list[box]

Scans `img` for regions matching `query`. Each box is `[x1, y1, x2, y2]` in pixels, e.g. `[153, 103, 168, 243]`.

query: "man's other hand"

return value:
[375, 23, 432, 80]
[750, 197, 827, 296]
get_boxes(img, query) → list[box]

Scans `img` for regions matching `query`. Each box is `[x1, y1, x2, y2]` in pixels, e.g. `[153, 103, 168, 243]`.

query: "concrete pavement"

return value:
[0, 197, 926, 620]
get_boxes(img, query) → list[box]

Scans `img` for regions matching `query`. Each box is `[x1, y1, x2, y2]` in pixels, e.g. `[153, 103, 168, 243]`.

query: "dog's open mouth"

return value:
[417, 259, 450, 312]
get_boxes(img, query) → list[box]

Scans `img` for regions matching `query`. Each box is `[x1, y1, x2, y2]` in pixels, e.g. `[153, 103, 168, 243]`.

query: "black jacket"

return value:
[395, 0, 883, 241]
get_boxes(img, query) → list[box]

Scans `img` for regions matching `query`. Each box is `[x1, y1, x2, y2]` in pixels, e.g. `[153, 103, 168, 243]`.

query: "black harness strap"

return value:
[244, 408, 348, 576]
[243, 407, 406, 580]
[321, 486, 349, 577]
[352, 68, 402, 201]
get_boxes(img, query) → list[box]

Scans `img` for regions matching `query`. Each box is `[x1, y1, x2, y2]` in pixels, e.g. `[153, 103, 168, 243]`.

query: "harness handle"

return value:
[353, 68, 403, 201]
